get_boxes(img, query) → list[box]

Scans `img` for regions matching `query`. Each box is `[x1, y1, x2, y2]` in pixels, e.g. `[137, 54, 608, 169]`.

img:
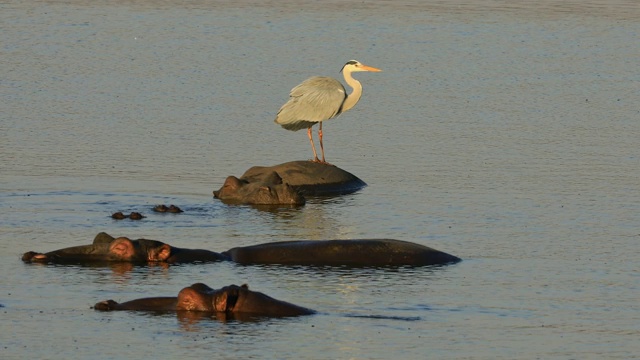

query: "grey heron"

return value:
[274, 60, 382, 164]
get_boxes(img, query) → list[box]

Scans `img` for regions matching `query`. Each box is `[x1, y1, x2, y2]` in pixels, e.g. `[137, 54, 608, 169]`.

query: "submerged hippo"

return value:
[213, 161, 367, 205]
[111, 212, 146, 220]
[94, 283, 314, 319]
[214, 172, 305, 206]
[224, 239, 461, 267]
[22, 232, 460, 267]
[22, 232, 228, 265]
[239, 161, 367, 196]
[153, 204, 184, 213]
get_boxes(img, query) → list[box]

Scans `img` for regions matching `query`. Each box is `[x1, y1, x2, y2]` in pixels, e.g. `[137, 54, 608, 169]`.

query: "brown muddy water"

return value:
[1, 1, 639, 359]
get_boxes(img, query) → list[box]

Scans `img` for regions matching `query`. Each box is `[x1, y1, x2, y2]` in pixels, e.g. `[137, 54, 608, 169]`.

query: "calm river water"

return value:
[1, 1, 639, 359]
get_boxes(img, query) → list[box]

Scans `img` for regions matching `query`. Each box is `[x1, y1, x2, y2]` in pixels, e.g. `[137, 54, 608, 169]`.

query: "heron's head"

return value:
[340, 60, 382, 73]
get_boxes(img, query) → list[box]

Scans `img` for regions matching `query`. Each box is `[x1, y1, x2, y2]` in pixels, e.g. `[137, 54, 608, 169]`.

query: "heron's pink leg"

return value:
[307, 127, 320, 162]
[318, 122, 326, 163]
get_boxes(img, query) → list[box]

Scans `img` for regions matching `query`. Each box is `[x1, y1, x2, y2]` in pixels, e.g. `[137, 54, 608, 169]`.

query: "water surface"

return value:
[1, 1, 639, 359]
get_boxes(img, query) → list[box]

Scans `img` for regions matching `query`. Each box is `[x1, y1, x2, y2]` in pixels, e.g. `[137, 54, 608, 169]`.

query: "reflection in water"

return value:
[344, 314, 422, 321]
[176, 311, 217, 331]
[34, 260, 171, 277]
[175, 309, 287, 330]
[108, 262, 135, 275]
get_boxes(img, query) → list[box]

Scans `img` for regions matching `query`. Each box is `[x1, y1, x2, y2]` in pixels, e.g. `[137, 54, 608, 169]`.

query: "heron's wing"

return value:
[275, 76, 347, 131]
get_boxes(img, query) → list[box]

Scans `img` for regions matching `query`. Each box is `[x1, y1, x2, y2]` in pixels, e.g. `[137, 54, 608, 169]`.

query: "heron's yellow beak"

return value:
[361, 65, 382, 72]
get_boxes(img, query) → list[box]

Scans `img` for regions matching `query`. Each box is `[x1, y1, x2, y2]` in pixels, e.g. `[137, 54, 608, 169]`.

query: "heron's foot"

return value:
[309, 158, 333, 166]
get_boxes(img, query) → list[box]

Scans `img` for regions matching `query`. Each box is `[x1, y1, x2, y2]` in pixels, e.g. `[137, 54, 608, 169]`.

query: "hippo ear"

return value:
[153, 244, 172, 262]
[109, 237, 135, 260]
[93, 232, 115, 245]
[263, 171, 283, 185]
[223, 176, 242, 190]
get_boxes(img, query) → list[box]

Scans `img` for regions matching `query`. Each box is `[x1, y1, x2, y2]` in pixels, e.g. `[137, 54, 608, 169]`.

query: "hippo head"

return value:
[111, 237, 174, 262]
[176, 283, 232, 312]
[21, 237, 173, 264]
[213, 172, 305, 206]
[175, 283, 314, 317]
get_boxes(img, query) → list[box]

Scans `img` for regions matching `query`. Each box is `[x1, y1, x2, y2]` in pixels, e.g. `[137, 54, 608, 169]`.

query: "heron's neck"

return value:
[342, 70, 363, 112]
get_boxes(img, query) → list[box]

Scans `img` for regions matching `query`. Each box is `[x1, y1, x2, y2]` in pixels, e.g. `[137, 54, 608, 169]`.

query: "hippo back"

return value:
[224, 239, 461, 267]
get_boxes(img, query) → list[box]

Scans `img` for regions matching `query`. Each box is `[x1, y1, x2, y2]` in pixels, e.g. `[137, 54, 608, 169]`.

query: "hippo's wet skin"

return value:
[153, 204, 184, 213]
[213, 161, 367, 205]
[22, 233, 460, 267]
[214, 172, 305, 206]
[94, 283, 315, 319]
[224, 239, 461, 267]
[240, 161, 367, 196]
[111, 212, 146, 220]
[22, 232, 228, 265]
